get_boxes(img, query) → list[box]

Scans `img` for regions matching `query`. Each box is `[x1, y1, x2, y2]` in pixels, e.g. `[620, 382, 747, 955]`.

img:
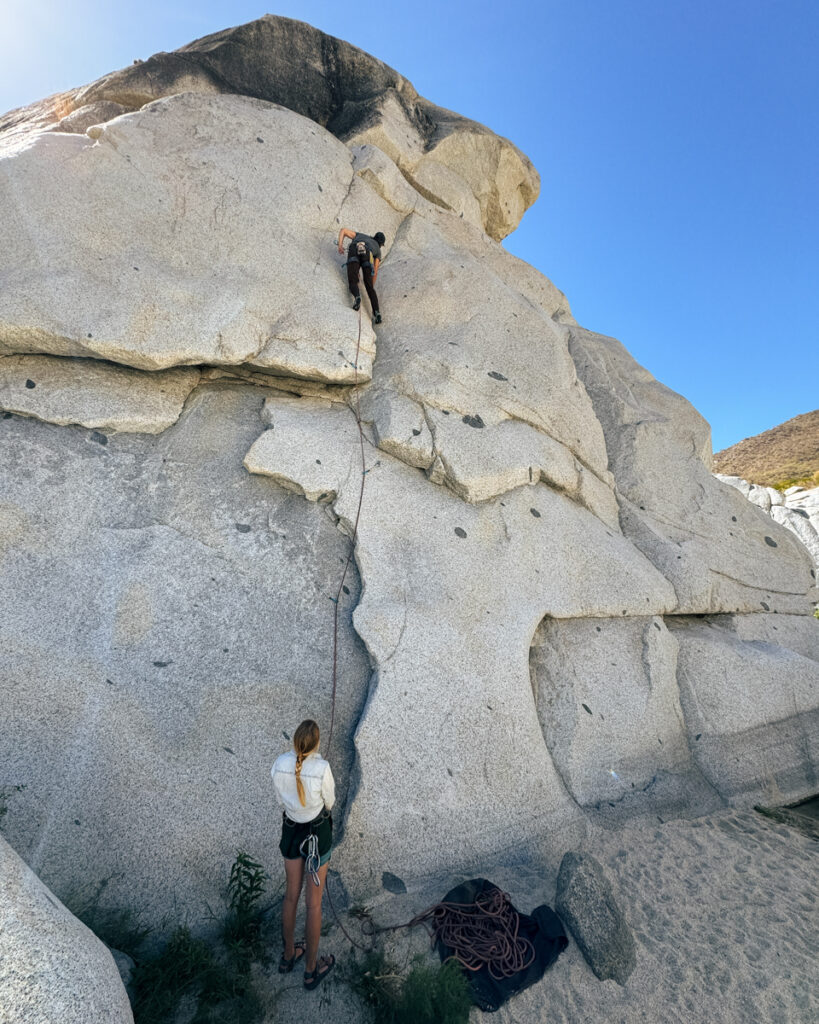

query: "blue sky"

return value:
[2, 1, 817, 452]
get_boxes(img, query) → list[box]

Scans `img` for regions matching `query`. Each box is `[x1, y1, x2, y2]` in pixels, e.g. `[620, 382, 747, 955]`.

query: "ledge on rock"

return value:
[0, 355, 199, 433]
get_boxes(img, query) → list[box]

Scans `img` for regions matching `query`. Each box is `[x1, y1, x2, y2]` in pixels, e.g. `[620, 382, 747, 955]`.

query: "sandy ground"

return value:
[258, 807, 818, 1023]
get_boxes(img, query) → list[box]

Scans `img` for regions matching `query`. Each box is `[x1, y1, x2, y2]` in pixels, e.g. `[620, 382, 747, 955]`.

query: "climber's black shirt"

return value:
[348, 233, 381, 263]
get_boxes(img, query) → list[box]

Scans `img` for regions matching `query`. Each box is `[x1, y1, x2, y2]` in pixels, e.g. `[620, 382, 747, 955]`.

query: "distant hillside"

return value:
[713, 409, 819, 488]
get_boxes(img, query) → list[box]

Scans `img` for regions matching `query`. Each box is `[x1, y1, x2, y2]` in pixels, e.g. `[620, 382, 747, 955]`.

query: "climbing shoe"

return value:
[352, 296, 361, 311]
[373, 311, 382, 325]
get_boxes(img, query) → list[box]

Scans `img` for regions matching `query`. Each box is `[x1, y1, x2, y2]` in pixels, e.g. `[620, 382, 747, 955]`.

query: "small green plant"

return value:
[222, 852, 269, 969]
[125, 852, 269, 1024]
[348, 949, 471, 1024]
[131, 926, 217, 1024]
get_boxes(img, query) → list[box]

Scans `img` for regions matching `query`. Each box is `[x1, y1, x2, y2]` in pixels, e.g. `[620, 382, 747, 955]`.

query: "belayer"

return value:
[338, 227, 386, 324]
[272, 719, 336, 990]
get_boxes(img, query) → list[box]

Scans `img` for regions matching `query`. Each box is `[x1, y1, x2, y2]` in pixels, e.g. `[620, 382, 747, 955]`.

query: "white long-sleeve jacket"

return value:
[272, 749, 335, 824]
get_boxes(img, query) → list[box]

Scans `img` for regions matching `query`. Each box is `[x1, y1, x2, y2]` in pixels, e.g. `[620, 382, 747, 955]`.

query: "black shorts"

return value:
[279, 807, 332, 866]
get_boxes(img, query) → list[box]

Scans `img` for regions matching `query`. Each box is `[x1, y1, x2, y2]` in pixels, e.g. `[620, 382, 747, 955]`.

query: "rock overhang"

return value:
[1, 14, 540, 242]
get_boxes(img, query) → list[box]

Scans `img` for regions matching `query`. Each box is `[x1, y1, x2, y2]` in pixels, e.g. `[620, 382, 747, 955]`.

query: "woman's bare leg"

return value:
[304, 862, 329, 972]
[282, 857, 305, 959]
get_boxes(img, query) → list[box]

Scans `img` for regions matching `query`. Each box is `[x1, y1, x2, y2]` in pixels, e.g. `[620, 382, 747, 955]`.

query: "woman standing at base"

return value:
[272, 719, 336, 989]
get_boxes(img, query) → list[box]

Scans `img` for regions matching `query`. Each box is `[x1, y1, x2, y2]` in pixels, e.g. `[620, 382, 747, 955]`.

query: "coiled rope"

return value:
[403, 887, 536, 979]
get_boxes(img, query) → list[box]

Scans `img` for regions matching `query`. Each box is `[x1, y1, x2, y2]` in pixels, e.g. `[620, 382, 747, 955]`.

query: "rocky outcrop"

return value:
[0, 16, 538, 242]
[716, 474, 819, 568]
[0, 836, 134, 1024]
[1, 17, 817, 931]
[0, 356, 199, 433]
[0, 95, 379, 382]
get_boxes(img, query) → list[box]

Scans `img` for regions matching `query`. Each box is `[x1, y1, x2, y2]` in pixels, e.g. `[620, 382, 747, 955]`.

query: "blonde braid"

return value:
[292, 719, 320, 808]
[295, 752, 306, 806]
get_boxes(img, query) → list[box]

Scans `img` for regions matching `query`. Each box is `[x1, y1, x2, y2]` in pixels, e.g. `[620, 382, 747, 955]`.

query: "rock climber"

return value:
[338, 227, 385, 324]
[272, 718, 336, 990]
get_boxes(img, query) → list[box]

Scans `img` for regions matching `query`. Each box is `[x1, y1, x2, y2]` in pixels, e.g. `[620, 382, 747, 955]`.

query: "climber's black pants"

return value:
[347, 258, 379, 313]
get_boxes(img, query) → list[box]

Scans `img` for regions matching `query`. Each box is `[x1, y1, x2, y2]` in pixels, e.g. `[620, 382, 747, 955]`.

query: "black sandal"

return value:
[304, 953, 335, 989]
[278, 940, 306, 973]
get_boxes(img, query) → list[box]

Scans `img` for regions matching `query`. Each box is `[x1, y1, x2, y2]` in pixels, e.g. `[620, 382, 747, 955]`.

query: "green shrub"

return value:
[131, 926, 217, 1024]
[349, 949, 471, 1024]
[125, 851, 269, 1024]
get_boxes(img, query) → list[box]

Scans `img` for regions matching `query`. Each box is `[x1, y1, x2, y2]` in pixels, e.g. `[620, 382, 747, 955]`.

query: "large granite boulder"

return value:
[0, 836, 134, 1024]
[0, 15, 537, 242]
[0, 17, 817, 928]
[0, 94, 381, 381]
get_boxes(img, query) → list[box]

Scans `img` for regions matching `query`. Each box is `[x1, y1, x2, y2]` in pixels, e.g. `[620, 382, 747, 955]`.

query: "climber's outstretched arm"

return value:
[337, 227, 355, 254]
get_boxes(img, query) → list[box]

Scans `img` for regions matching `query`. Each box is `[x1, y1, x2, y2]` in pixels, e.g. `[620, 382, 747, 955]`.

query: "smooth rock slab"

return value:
[0, 385, 370, 929]
[0, 355, 200, 433]
[717, 474, 819, 567]
[0, 836, 134, 1024]
[0, 93, 379, 383]
[530, 616, 698, 812]
[555, 851, 636, 985]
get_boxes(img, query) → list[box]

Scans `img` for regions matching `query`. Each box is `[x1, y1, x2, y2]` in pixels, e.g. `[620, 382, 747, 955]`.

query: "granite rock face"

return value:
[717, 474, 819, 568]
[1, 15, 818, 935]
[0, 386, 370, 925]
[0, 836, 134, 1024]
[0, 355, 199, 433]
[0, 94, 380, 382]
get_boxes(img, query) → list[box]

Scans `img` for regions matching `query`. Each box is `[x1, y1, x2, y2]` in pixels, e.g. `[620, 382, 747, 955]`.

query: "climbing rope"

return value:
[321, 300, 374, 953]
[360, 885, 536, 978]
[326, 302, 367, 752]
[406, 888, 536, 980]
[319, 308, 535, 977]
